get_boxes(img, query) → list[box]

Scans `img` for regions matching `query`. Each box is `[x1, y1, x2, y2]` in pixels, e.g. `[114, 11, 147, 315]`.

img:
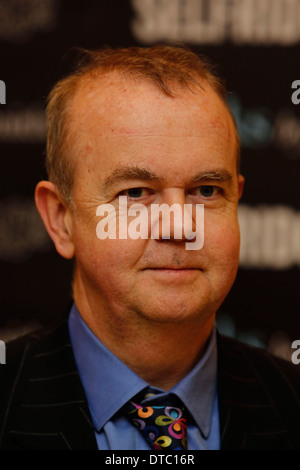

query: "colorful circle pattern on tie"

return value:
[129, 402, 188, 450]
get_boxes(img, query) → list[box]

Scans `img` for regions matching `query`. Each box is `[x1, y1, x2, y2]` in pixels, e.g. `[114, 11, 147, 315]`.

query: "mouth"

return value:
[142, 267, 202, 282]
[144, 266, 201, 270]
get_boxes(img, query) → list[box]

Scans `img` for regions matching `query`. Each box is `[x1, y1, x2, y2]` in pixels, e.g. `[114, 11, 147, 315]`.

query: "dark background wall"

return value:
[1, 0, 300, 362]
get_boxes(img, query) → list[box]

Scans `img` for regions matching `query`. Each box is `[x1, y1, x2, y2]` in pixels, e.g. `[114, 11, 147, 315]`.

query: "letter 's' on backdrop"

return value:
[1, 0, 300, 359]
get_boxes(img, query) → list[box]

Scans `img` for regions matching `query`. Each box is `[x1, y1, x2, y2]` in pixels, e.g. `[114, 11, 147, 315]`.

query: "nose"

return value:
[150, 188, 197, 242]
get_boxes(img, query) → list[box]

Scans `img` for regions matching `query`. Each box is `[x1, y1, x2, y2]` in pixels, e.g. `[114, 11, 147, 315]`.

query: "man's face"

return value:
[68, 75, 244, 329]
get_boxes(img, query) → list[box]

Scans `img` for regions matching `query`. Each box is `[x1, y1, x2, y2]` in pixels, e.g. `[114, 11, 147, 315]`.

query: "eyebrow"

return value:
[192, 169, 232, 183]
[103, 165, 232, 191]
[103, 166, 159, 190]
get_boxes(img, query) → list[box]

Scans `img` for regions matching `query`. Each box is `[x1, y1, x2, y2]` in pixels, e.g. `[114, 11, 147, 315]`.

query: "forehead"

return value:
[72, 73, 232, 133]
[68, 73, 237, 178]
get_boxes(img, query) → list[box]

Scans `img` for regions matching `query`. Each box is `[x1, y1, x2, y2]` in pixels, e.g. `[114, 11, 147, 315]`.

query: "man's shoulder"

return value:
[218, 332, 300, 387]
[0, 318, 73, 407]
[217, 333, 300, 423]
[217, 333, 300, 449]
[0, 317, 97, 450]
[3, 317, 70, 364]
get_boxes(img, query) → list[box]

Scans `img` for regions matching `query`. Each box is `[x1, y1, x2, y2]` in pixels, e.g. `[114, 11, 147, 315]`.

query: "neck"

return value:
[73, 289, 215, 391]
[117, 319, 214, 390]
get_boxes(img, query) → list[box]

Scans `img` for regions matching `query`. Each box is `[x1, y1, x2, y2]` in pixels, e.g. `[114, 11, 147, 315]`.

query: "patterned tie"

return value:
[122, 387, 188, 450]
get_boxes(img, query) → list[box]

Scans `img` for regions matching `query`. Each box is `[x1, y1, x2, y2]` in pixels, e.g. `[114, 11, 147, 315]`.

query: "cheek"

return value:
[204, 214, 240, 264]
[73, 221, 146, 284]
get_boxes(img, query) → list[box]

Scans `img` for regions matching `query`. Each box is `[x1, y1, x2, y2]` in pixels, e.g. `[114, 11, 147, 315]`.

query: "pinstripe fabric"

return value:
[217, 334, 300, 449]
[0, 319, 97, 450]
[0, 318, 299, 449]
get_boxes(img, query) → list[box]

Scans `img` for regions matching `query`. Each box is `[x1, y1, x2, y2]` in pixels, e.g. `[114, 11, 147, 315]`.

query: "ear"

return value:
[237, 174, 245, 200]
[35, 181, 75, 259]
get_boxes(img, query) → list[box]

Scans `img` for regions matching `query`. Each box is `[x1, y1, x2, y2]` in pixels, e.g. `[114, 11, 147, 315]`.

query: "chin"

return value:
[136, 296, 216, 325]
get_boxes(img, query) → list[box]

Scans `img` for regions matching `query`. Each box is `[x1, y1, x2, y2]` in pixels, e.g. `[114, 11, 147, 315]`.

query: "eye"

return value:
[199, 186, 217, 198]
[119, 187, 152, 199]
[188, 185, 221, 201]
[127, 187, 144, 198]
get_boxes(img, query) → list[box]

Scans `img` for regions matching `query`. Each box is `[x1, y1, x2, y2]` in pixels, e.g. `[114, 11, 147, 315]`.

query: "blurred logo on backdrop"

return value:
[0, 0, 60, 42]
[228, 93, 300, 161]
[238, 205, 300, 269]
[131, 0, 300, 45]
[0, 104, 46, 142]
[227, 94, 273, 149]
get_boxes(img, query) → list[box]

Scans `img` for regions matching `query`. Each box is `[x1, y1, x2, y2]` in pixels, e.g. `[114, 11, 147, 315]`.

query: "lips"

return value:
[142, 267, 201, 283]
[144, 266, 200, 270]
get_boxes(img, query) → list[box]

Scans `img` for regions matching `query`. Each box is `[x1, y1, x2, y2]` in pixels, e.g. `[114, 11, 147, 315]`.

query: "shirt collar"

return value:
[68, 304, 218, 439]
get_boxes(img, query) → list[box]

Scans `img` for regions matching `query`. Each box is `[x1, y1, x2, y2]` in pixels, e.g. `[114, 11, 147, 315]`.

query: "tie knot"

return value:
[122, 387, 188, 450]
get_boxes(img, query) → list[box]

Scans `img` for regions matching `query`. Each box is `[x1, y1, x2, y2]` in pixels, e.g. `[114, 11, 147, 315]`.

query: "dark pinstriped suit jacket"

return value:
[0, 317, 299, 450]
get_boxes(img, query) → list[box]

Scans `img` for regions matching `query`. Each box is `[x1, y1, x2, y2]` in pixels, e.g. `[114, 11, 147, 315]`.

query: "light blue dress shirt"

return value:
[68, 304, 220, 450]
